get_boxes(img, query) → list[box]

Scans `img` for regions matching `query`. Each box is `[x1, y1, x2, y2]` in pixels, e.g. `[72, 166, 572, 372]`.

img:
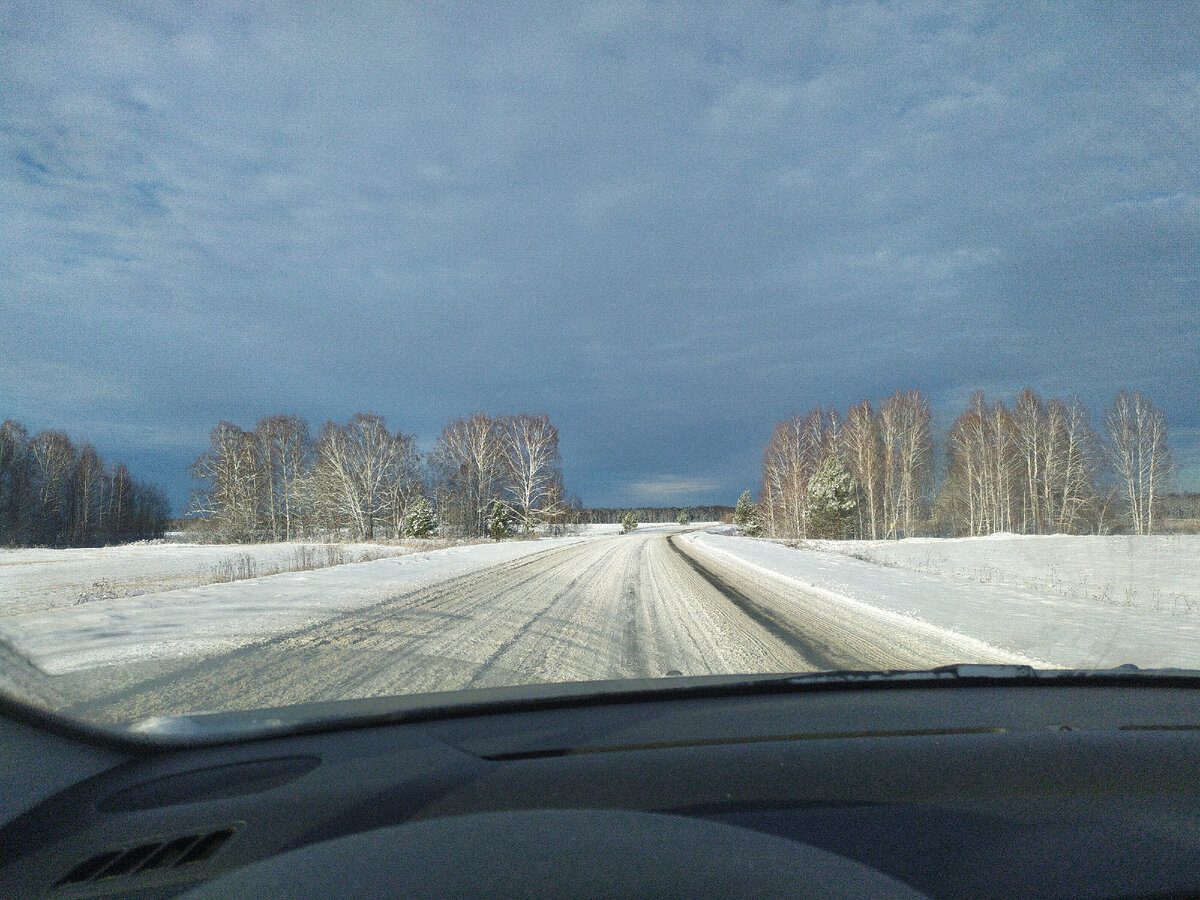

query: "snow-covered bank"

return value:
[0, 535, 606, 675]
[0, 531, 639, 617]
[0, 541, 424, 616]
[685, 532, 1200, 670]
[819, 534, 1200, 616]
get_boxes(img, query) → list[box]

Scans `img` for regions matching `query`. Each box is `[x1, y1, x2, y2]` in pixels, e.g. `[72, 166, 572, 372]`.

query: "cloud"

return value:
[0, 357, 136, 409]
[1, 2, 1196, 510]
[627, 477, 724, 504]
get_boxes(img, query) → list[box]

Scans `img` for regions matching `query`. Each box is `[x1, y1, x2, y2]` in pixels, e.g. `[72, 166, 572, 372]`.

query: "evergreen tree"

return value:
[621, 510, 639, 533]
[733, 490, 760, 536]
[488, 500, 511, 540]
[807, 456, 857, 539]
[403, 497, 436, 538]
[676, 508, 691, 526]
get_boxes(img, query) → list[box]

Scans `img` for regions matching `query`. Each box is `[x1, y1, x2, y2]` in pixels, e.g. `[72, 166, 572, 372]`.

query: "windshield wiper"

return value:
[767, 662, 1148, 684]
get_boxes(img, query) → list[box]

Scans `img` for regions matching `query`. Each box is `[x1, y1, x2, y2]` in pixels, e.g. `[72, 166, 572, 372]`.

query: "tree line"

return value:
[756, 388, 1175, 539]
[581, 506, 734, 525]
[0, 419, 171, 547]
[188, 411, 568, 541]
[1163, 493, 1200, 521]
[759, 390, 933, 540]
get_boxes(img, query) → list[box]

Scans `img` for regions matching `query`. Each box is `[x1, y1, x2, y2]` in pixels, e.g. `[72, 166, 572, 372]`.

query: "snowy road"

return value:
[51, 529, 1028, 725]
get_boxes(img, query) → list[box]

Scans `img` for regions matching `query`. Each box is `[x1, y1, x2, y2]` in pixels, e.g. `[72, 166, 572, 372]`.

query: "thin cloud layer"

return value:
[2, 2, 1197, 508]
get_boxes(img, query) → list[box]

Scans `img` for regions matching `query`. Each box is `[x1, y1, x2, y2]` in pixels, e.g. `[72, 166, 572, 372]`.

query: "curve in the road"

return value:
[55, 531, 1023, 725]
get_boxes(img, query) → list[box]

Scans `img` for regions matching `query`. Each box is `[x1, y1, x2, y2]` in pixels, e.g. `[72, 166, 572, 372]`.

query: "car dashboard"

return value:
[3, 673, 1200, 898]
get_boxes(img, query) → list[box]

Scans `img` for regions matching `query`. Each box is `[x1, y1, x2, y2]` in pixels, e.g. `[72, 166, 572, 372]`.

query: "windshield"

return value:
[2, 3, 1197, 734]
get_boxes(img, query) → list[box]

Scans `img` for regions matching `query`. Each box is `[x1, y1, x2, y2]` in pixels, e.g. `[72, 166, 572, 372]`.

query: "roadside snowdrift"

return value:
[685, 532, 1200, 670]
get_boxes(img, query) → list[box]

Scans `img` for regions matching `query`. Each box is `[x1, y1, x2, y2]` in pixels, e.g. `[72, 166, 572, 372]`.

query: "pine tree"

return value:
[676, 508, 691, 526]
[403, 497, 436, 538]
[621, 510, 639, 533]
[488, 500, 511, 540]
[733, 490, 760, 536]
[807, 456, 857, 539]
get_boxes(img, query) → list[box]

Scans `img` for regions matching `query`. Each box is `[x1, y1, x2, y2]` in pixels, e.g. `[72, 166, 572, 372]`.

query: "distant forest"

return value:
[582, 507, 734, 525]
[0, 419, 170, 547]
[1163, 493, 1200, 521]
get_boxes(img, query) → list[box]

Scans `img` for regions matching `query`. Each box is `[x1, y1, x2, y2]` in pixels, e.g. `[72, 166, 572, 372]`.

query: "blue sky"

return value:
[2, 1, 1197, 511]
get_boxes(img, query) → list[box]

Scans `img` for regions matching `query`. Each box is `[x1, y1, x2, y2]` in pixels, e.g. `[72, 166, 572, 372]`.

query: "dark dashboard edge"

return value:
[5, 668, 1200, 754]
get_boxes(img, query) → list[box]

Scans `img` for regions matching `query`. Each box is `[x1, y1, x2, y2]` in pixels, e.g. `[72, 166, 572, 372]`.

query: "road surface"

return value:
[44, 529, 1013, 725]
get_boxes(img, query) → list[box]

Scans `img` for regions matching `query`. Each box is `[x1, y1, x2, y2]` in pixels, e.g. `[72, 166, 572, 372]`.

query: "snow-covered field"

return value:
[0, 534, 611, 674]
[825, 534, 1200, 616]
[8, 523, 1188, 685]
[0, 540, 435, 616]
[0, 524, 632, 618]
[686, 532, 1200, 670]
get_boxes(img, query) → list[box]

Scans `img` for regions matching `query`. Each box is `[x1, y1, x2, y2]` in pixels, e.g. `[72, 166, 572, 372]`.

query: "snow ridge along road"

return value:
[32, 528, 1028, 725]
[671, 533, 1041, 671]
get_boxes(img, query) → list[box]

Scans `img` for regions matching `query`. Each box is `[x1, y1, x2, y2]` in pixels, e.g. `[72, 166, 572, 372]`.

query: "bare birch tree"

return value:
[945, 390, 1102, 536]
[314, 414, 414, 540]
[896, 390, 932, 537]
[500, 413, 563, 533]
[70, 444, 105, 545]
[841, 400, 883, 539]
[1045, 396, 1099, 533]
[879, 397, 902, 538]
[382, 429, 423, 539]
[1105, 390, 1173, 534]
[253, 415, 312, 540]
[758, 408, 837, 538]
[432, 413, 507, 537]
[27, 430, 77, 543]
[189, 422, 262, 540]
[878, 391, 932, 538]
[1012, 388, 1049, 533]
[759, 420, 791, 539]
[946, 397, 983, 535]
[945, 393, 1019, 536]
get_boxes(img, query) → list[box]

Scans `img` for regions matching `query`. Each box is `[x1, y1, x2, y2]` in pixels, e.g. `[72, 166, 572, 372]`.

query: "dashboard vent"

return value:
[56, 828, 235, 888]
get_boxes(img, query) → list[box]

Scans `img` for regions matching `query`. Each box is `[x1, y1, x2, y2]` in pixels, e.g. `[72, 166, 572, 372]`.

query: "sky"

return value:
[2, 1, 1198, 512]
